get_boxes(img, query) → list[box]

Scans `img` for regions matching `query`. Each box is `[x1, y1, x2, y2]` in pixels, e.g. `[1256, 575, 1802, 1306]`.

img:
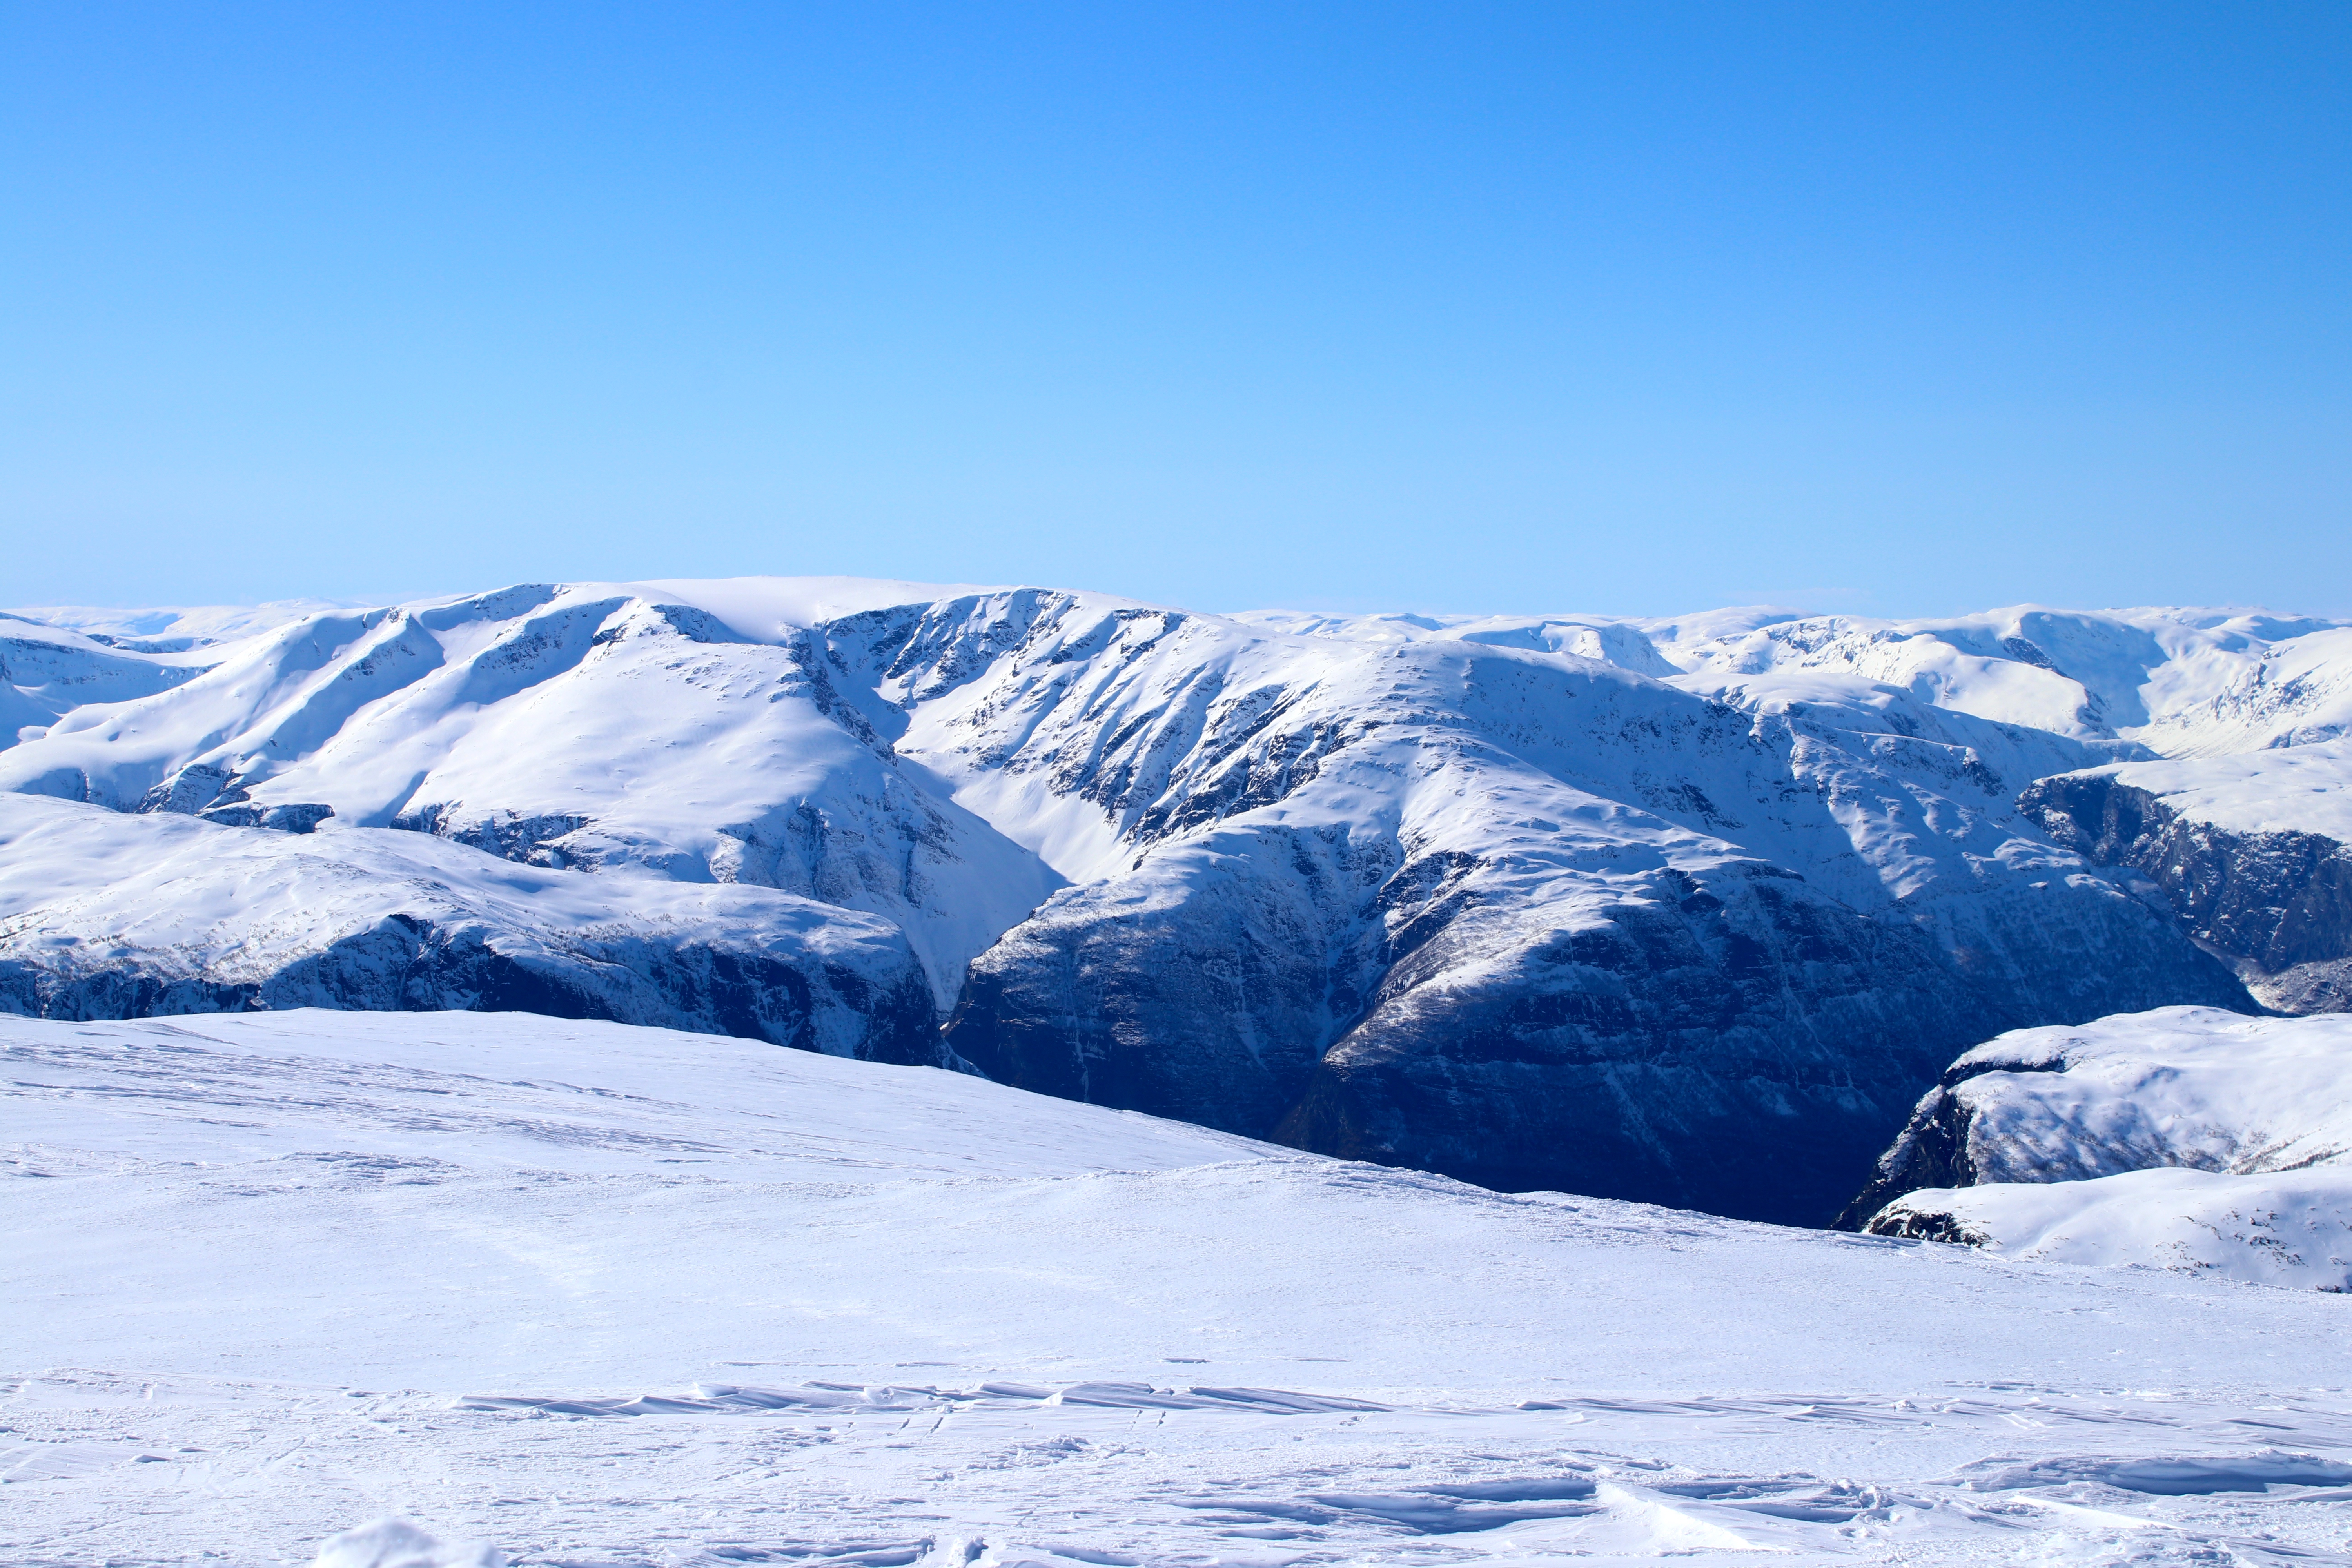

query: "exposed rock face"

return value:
[1836, 1047, 2057, 1230]
[2020, 763, 2352, 1014]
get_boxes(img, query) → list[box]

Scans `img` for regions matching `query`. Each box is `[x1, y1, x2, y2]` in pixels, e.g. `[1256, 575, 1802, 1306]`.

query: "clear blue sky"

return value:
[6, 4, 2347, 617]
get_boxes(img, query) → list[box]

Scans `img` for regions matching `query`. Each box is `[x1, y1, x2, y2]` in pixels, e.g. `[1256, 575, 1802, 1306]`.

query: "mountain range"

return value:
[7, 580, 2348, 1227]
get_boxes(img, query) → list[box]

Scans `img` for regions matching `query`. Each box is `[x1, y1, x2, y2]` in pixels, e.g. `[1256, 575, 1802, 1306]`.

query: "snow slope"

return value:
[7, 1009, 2352, 1566]
[0, 793, 935, 1060]
[1850, 1007, 2352, 1287]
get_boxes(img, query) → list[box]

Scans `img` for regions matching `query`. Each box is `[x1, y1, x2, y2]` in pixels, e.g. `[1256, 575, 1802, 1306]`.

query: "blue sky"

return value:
[5, 4, 2347, 617]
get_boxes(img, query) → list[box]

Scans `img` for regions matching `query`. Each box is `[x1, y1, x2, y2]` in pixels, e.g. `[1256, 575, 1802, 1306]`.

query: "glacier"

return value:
[5, 581, 2350, 1226]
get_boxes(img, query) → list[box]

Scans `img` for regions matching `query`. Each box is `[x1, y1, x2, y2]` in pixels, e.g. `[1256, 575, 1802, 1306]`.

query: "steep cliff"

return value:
[2019, 743, 2352, 1013]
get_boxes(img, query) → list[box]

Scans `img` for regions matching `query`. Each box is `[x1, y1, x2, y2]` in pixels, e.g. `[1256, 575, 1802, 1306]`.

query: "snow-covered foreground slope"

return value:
[7, 1010, 2352, 1566]
[1851, 1008, 2352, 1287]
[16, 579, 2352, 1225]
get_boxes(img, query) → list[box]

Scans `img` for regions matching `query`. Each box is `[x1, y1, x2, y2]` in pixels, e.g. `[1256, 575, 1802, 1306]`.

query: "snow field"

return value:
[8, 1010, 2352, 1565]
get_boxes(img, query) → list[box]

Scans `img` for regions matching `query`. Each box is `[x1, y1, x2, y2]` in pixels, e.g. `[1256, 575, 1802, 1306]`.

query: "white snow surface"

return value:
[9, 1008, 2352, 1566]
[311, 1518, 503, 1568]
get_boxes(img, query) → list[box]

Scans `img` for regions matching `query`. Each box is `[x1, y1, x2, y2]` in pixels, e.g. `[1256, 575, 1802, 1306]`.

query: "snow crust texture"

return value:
[8, 1009, 2352, 1566]
[1852, 1006, 2352, 1287]
[8, 583, 2352, 1221]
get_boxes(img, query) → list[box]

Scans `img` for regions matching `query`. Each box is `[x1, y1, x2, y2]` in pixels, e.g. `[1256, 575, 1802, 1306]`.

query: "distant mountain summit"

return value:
[7, 579, 2347, 1225]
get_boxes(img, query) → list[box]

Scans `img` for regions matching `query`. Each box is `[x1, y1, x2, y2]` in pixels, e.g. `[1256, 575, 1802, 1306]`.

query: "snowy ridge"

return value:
[1851, 1007, 2352, 1288]
[0, 793, 935, 1058]
[1264, 601, 2352, 754]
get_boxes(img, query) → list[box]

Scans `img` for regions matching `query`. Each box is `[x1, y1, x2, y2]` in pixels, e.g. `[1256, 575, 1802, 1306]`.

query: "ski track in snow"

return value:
[8, 1010, 2352, 1566]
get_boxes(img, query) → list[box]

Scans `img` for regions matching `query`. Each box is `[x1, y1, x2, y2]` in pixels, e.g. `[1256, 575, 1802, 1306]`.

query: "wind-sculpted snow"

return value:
[0, 794, 935, 1058]
[8, 1010, 2352, 1566]
[1847, 1007, 2352, 1287]
[0, 578, 2292, 1223]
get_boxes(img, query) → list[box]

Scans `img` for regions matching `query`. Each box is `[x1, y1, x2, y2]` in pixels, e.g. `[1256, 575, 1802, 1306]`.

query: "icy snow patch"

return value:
[312, 1518, 503, 1568]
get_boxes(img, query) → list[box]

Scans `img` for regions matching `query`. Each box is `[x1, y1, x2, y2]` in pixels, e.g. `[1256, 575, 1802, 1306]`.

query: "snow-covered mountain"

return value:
[6, 580, 2347, 1224]
[1, 582, 1051, 1010]
[1847, 1007, 2352, 1288]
